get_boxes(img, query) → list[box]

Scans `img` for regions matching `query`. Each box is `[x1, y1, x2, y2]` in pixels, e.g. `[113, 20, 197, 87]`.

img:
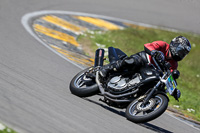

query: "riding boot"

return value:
[99, 55, 143, 78]
[99, 58, 126, 78]
[99, 64, 113, 78]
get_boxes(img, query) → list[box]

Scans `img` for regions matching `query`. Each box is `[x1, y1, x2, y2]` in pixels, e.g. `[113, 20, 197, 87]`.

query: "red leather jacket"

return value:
[144, 41, 178, 72]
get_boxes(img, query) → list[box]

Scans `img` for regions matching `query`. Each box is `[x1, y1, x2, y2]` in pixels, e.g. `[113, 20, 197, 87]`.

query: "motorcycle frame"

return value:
[95, 54, 171, 106]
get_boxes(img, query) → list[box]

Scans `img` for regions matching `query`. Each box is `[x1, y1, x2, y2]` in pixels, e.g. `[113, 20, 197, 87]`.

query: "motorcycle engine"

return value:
[107, 75, 140, 92]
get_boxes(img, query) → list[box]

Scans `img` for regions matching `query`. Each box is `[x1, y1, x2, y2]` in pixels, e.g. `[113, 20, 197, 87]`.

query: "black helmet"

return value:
[170, 36, 191, 61]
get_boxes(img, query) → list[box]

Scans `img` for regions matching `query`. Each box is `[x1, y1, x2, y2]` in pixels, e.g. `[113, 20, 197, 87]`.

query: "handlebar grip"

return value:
[164, 62, 171, 70]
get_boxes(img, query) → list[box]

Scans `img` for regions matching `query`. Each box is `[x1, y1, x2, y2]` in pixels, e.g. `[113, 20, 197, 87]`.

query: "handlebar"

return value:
[152, 56, 171, 73]
[147, 50, 171, 72]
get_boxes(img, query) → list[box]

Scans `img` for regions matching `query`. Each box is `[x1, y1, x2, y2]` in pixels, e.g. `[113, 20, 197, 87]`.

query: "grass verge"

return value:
[78, 27, 200, 122]
[0, 123, 17, 133]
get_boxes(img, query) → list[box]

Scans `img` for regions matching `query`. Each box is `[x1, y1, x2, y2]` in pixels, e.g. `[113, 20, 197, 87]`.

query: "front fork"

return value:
[142, 73, 167, 105]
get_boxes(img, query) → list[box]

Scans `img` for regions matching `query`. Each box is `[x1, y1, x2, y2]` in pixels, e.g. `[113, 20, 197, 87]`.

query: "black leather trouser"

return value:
[100, 51, 148, 77]
[119, 51, 147, 71]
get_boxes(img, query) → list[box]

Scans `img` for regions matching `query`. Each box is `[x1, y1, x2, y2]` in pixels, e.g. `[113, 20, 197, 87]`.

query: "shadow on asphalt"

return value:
[85, 98, 173, 133]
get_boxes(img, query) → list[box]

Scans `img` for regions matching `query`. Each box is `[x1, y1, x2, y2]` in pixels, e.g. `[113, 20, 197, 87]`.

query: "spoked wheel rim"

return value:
[74, 73, 94, 88]
[70, 67, 99, 97]
[129, 95, 163, 117]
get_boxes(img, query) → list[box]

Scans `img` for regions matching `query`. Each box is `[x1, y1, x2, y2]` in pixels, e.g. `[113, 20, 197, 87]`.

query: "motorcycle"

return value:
[70, 47, 180, 123]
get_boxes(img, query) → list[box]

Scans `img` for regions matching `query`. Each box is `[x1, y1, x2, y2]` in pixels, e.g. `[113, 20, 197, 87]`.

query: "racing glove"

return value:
[151, 50, 165, 64]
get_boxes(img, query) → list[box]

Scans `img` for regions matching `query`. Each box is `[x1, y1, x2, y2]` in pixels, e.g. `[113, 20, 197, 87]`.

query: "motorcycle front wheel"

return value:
[125, 94, 168, 123]
[70, 67, 99, 97]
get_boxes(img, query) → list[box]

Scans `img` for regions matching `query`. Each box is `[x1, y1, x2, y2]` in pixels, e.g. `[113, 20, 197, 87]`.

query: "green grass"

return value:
[78, 27, 200, 121]
[0, 123, 17, 133]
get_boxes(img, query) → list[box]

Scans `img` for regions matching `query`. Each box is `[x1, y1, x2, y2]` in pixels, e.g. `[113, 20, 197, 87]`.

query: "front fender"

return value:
[154, 91, 169, 102]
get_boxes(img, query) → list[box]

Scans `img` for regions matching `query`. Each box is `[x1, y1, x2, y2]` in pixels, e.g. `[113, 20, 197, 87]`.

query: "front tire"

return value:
[70, 67, 99, 97]
[125, 94, 168, 123]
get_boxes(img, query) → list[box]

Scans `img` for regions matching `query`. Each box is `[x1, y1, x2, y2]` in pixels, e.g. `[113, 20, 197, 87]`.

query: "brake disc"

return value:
[135, 98, 156, 112]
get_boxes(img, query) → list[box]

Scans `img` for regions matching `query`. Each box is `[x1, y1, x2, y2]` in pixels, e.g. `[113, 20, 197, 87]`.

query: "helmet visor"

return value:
[176, 44, 190, 59]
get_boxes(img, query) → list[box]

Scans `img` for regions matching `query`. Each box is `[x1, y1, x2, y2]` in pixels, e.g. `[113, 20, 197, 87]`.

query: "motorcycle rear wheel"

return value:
[69, 67, 99, 97]
[125, 94, 168, 123]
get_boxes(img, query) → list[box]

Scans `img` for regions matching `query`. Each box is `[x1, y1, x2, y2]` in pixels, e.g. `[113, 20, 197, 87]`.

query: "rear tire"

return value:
[125, 94, 168, 123]
[70, 67, 99, 97]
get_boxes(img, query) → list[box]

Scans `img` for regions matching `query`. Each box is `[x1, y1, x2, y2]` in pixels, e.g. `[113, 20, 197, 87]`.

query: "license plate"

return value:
[166, 75, 177, 95]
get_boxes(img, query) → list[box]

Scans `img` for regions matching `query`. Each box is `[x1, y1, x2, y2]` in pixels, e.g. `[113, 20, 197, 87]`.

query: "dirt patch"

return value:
[78, 37, 96, 59]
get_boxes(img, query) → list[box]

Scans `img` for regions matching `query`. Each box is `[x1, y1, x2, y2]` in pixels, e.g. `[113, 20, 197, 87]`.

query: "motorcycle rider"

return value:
[99, 36, 191, 100]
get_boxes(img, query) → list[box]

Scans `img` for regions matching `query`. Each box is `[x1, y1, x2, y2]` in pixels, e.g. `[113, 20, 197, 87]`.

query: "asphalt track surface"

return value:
[0, 0, 200, 133]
